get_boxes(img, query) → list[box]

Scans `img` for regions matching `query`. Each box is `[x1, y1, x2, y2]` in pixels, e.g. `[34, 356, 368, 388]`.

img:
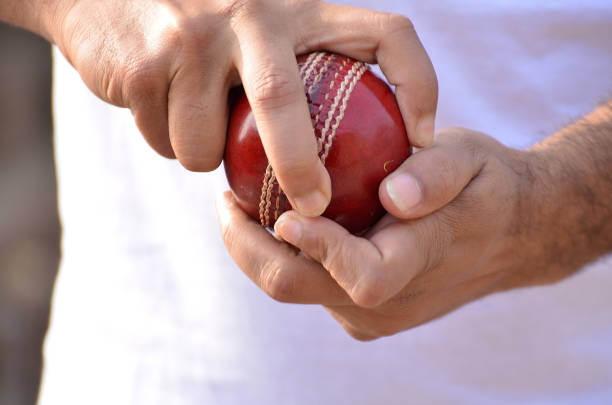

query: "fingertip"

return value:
[380, 172, 423, 218]
[144, 136, 176, 159]
[233, 36, 331, 218]
[264, 125, 333, 217]
[290, 186, 331, 218]
[274, 211, 304, 246]
[159, 148, 177, 160]
[277, 159, 332, 217]
[131, 105, 176, 159]
[380, 132, 488, 220]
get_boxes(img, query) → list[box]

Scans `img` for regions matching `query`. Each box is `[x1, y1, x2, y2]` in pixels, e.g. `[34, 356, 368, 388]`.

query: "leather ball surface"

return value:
[224, 52, 412, 234]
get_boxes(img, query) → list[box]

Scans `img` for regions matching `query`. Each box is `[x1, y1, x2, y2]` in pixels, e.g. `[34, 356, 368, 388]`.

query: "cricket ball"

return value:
[224, 52, 412, 234]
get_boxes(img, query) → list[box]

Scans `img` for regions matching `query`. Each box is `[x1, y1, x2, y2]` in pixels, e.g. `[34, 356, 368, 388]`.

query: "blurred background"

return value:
[0, 22, 59, 405]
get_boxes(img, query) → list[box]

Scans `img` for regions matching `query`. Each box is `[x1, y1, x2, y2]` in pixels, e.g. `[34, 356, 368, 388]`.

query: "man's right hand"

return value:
[5, 0, 438, 216]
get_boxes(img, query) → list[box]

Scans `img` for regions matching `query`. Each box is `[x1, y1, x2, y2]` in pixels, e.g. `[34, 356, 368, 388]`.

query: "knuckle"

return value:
[345, 326, 379, 342]
[316, 233, 360, 280]
[350, 270, 389, 309]
[122, 62, 160, 105]
[261, 263, 296, 303]
[223, 0, 269, 21]
[317, 236, 345, 270]
[441, 127, 480, 148]
[157, 12, 185, 48]
[396, 287, 426, 306]
[381, 13, 416, 37]
[162, 9, 219, 54]
[435, 126, 465, 142]
[435, 154, 463, 195]
[436, 127, 489, 166]
[415, 216, 453, 273]
[455, 130, 491, 164]
[342, 317, 403, 341]
[416, 72, 439, 110]
[250, 68, 301, 110]
[274, 158, 319, 191]
[365, 322, 401, 339]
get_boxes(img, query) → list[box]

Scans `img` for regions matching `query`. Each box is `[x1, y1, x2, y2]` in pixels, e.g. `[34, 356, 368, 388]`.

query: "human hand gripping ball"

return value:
[225, 52, 412, 234]
[218, 128, 559, 340]
[46, 0, 436, 218]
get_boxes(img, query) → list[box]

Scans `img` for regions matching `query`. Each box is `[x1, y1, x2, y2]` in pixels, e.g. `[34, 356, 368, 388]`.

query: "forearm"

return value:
[524, 100, 612, 283]
[0, 0, 57, 41]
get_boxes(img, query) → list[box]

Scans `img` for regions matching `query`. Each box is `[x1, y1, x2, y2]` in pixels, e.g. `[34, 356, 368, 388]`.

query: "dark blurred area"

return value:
[0, 22, 59, 405]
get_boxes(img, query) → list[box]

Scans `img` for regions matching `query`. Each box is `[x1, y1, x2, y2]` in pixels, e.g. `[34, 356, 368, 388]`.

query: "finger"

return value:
[298, 3, 438, 147]
[274, 211, 428, 308]
[216, 191, 351, 305]
[232, 15, 331, 217]
[379, 127, 488, 219]
[324, 307, 379, 342]
[127, 70, 175, 159]
[324, 279, 486, 340]
[167, 57, 231, 172]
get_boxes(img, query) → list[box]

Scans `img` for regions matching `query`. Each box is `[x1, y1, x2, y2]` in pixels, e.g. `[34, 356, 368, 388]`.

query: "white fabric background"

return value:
[40, 1, 612, 404]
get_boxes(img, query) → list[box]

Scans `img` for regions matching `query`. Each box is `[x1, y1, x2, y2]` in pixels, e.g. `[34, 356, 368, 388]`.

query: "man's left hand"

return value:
[217, 127, 557, 341]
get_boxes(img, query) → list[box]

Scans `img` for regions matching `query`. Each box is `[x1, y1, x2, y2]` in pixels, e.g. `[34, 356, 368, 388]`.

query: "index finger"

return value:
[232, 15, 332, 217]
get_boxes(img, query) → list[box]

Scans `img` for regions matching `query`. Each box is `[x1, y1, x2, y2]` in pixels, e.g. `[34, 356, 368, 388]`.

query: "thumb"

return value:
[379, 128, 487, 219]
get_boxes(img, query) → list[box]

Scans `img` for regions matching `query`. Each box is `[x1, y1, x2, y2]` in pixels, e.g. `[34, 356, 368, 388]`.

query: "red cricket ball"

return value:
[224, 52, 412, 234]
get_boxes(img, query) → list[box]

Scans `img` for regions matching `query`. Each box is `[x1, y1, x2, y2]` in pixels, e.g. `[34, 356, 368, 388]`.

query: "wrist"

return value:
[513, 148, 579, 284]
[34, 0, 72, 44]
[511, 103, 612, 286]
[489, 148, 562, 289]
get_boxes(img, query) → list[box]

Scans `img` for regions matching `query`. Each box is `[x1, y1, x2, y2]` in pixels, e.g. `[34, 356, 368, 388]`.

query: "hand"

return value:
[217, 127, 562, 340]
[39, 0, 437, 216]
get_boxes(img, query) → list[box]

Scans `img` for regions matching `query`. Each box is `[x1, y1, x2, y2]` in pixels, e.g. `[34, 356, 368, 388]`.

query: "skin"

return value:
[0, 0, 437, 217]
[3, 0, 610, 341]
[217, 101, 612, 341]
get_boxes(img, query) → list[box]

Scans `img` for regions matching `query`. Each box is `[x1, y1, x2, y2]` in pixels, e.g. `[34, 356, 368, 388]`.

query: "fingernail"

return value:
[293, 190, 328, 217]
[414, 115, 435, 148]
[385, 173, 422, 214]
[274, 215, 303, 245]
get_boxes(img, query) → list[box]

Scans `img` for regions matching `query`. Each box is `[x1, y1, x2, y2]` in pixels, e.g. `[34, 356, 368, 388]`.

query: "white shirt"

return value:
[40, 1, 612, 404]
